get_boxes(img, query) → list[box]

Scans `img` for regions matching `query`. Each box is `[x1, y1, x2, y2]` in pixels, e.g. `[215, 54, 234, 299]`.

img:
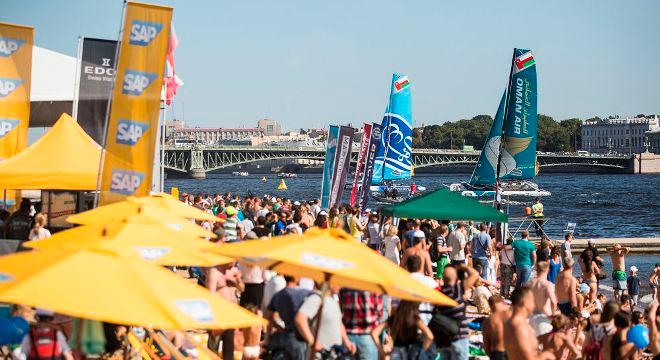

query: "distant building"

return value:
[164, 119, 185, 138]
[173, 127, 263, 145]
[581, 115, 659, 154]
[647, 129, 660, 154]
[258, 119, 282, 136]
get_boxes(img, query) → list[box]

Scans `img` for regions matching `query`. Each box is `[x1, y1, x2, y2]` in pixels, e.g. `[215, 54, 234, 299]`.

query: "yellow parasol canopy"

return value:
[0, 249, 264, 330]
[67, 196, 222, 225]
[130, 194, 222, 223]
[214, 228, 456, 306]
[23, 220, 231, 267]
[67, 204, 215, 239]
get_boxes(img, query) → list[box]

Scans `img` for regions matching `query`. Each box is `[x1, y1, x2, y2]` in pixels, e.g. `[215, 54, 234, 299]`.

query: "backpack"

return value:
[293, 292, 323, 342]
[28, 327, 63, 360]
[342, 215, 352, 234]
[429, 236, 442, 263]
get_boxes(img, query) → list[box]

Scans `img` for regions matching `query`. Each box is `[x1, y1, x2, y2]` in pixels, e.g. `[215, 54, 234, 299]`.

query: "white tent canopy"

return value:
[29, 46, 77, 127]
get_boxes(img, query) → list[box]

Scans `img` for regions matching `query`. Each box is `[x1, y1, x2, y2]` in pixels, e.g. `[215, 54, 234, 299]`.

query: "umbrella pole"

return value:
[308, 274, 331, 360]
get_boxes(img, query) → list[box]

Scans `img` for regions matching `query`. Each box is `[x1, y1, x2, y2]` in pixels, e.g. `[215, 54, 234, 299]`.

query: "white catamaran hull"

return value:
[369, 185, 427, 192]
[448, 182, 551, 198]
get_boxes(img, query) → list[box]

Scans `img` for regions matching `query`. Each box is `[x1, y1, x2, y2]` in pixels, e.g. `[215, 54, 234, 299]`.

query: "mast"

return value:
[379, 76, 396, 183]
[494, 50, 516, 211]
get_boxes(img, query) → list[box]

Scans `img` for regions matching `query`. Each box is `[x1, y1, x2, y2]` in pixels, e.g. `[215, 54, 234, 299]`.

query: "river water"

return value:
[165, 172, 660, 297]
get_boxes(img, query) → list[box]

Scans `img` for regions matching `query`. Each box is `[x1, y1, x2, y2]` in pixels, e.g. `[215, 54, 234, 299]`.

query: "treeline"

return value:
[412, 114, 585, 152]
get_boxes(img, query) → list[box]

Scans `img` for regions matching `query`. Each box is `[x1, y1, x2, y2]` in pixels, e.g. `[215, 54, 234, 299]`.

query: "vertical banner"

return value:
[358, 123, 382, 212]
[99, 2, 172, 205]
[349, 123, 371, 206]
[320, 125, 339, 209]
[74, 38, 118, 144]
[329, 126, 355, 208]
[0, 23, 33, 208]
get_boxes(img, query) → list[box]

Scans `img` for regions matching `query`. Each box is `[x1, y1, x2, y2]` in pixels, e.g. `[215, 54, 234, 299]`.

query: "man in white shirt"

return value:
[406, 254, 437, 324]
[448, 222, 467, 265]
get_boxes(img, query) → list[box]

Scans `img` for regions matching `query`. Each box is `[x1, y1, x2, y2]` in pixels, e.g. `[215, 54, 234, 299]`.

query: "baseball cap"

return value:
[293, 201, 301, 206]
[413, 230, 425, 238]
[630, 266, 638, 273]
[225, 206, 238, 216]
[319, 210, 328, 216]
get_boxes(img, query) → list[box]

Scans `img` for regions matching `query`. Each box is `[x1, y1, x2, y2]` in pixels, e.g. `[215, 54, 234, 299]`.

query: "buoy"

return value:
[277, 179, 288, 190]
[524, 207, 532, 216]
[262, 177, 267, 182]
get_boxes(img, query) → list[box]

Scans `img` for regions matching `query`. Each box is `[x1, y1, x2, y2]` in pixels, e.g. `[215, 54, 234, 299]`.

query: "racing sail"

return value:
[468, 92, 507, 186]
[382, 74, 413, 180]
[320, 125, 339, 209]
[500, 48, 538, 181]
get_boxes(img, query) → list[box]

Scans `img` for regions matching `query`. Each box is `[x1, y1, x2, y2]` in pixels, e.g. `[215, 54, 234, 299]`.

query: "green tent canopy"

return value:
[380, 188, 508, 223]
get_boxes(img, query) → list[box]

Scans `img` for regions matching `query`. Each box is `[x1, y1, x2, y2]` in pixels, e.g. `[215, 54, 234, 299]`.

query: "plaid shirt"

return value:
[339, 289, 384, 334]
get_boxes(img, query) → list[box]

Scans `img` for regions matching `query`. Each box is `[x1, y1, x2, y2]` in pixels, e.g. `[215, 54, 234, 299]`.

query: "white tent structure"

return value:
[29, 46, 77, 127]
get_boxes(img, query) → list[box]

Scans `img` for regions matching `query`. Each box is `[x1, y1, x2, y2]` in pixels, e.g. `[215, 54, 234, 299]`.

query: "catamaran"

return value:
[449, 48, 550, 199]
[370, 74, 425, 203]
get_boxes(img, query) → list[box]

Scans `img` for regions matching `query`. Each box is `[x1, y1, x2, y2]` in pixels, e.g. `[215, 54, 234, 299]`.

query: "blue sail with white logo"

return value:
[469, 91, 506, 186]
[382, 74, 413, 181]
[500, 48, 538, 181]
[370, 114, 389, 184]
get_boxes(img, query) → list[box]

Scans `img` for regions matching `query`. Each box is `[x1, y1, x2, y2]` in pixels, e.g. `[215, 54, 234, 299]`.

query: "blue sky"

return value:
[3, 0, 660, 131]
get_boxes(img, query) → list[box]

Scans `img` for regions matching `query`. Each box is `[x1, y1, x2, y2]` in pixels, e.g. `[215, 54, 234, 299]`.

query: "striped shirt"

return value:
[223, 217, 239, 241]
[438, 283, 469, 338]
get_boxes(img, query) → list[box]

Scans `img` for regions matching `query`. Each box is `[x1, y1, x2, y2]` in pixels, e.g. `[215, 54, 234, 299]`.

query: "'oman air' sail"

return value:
[372, 74, 413, 183]
[501, 48, 538, 181]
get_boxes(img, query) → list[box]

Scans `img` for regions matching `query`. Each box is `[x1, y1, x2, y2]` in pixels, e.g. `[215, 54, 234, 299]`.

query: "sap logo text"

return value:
[130, 21, 163, 46]
[0, 119, 19, 138]
[116, 120, 149, 145]
[110, 170, 145, 195]
[0, 38, 25, 57]
[0, 78, 22, 98]
[122, 70, 157, 96]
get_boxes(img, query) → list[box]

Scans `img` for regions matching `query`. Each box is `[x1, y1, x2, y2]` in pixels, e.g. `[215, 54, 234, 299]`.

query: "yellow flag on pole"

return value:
[0, 22, 33, 208]
[99, 2, 172, 205]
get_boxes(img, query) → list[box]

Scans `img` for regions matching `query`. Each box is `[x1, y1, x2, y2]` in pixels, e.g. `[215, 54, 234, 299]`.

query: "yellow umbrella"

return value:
[130, 193, 223, 223]
[23, 220, 232, 267]
[67, 205, 215, 239]
[214, 228, 456, 306]
[0, 249, 265, 330]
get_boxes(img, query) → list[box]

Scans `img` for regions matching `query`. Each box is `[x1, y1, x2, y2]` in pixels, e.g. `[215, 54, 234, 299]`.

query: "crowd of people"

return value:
[1, 191, 660, 360]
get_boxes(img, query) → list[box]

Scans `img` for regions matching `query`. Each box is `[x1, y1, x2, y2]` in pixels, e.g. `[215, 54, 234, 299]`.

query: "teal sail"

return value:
[500, 48, 538, 181]
[383, 74, 413, 180]
[372, 74, 413, 184]
[469, 91, 506, 186]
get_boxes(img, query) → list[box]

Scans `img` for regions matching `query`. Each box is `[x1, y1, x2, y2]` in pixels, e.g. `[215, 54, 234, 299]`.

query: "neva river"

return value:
[165, 173, 660, 239]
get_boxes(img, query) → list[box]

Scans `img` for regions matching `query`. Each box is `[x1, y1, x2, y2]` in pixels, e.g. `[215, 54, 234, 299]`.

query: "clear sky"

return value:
[3, 0, 659, 131]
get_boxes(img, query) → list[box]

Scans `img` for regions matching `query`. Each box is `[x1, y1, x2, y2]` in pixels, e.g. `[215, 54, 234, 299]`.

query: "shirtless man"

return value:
[504, 286, 556, 360]
[207, 263, 245, 359]
[606, 243, 631, 301]
[555, 257, 577, 316]
[531, 261, 558, 317]
[482, 295, 511, 360]
[401, 230, 433, 277]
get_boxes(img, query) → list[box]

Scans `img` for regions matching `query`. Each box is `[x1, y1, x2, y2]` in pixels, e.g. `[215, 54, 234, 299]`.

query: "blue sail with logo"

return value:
[382, 73, 413, 181]
[500, 48, 538, 181]
[469, 91, 506, 186]
[370, 114, 389, 184]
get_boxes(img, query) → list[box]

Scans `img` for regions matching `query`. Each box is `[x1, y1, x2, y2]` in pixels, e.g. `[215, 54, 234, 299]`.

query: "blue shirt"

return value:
[471, 232, 491, 259]
[548, 258, 562, 283]
[627, 275, 641, 295]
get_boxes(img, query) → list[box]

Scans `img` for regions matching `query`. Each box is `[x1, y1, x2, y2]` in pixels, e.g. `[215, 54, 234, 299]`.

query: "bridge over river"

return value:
[162, 146, 635, 179]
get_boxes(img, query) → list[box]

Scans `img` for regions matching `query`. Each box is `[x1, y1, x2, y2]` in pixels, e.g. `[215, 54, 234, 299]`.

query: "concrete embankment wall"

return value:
[634, 152, 660, 174]
[540, 238, 660, 254]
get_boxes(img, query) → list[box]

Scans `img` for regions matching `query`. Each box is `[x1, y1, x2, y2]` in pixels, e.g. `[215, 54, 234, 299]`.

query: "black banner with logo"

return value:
[358, 122, 383, 212]
[75, 37, 117, 144]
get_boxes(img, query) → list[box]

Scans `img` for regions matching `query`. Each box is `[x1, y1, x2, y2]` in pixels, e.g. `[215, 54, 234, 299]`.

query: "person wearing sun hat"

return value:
[627, 266, 641, 310]
[223, 206, 242, 242]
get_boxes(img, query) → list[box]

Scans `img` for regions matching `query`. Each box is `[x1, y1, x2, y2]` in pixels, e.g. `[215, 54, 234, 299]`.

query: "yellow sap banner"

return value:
[0, 22, 33, 207]
[99, 2, 172, 205]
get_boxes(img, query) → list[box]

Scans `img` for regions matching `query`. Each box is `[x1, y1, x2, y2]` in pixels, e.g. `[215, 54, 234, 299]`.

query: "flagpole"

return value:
[94, 1, 127, 208]
[160, 101, 166, 193]
[72, 36, 83, 120]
